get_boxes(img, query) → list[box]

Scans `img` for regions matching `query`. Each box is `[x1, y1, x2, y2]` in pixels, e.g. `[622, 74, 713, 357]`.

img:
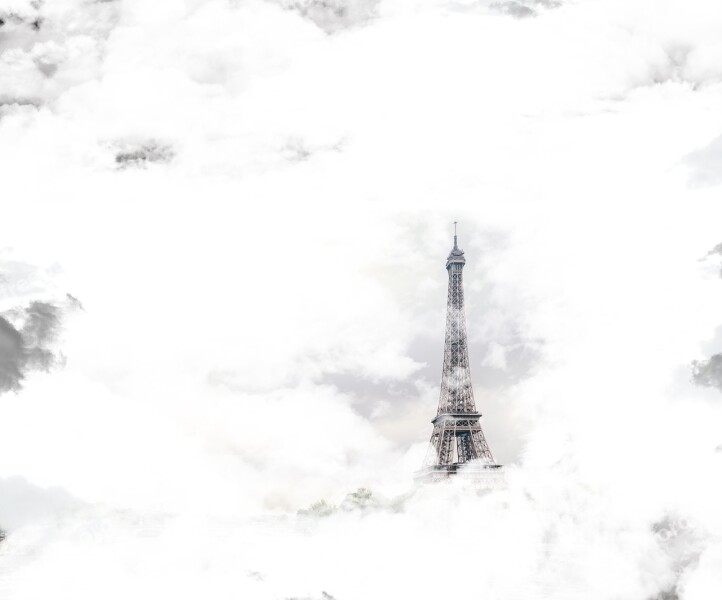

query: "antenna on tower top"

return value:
[453, 221, 458, 249]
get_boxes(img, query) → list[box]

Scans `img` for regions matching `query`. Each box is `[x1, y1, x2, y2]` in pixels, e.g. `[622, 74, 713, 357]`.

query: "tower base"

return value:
[414, 463, 505, 488]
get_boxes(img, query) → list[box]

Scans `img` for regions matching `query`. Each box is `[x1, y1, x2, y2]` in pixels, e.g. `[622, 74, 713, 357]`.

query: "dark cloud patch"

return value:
[643, 583, 682, 600]
[34, 58, 58, 78]
[0, 98, 41, 109]
[0, 13, 21, 27]
[277, 0, 378, 34]
[649, 589, 679, 600]
[22, 301, 61, 370]
[66, 293, 84, 310]
[281, 136, 346, 163]
[115, 141, 175, 168]
[0, 9, 42, 32]
[0, 301, 67, 395]
[490, 0, 561, 19]
[692, 354, 722, 390]
[706, 242, 722, 257]
[0, 317, 25, 393]
[650, 515, 703, 600]
[491, 2, 535, 18]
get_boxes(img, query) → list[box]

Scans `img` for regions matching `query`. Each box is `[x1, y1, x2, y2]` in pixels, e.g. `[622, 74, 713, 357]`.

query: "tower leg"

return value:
[471, 429, 494, 464]
[438, 427, 455, 465]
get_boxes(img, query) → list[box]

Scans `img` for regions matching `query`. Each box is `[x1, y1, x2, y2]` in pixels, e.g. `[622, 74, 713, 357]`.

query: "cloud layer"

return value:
[2, 0, 722, 599]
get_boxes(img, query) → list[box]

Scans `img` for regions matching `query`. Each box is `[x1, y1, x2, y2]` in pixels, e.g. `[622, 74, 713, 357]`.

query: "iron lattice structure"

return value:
[417, 228, 501, 481]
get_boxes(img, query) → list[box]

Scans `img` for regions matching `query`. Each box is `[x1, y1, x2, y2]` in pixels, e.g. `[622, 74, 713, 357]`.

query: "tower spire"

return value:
[416, 228, 502, 483]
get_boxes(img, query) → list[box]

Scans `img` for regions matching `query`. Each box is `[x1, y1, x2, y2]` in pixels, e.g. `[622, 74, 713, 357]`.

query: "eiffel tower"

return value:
[416, 224, 502, 482]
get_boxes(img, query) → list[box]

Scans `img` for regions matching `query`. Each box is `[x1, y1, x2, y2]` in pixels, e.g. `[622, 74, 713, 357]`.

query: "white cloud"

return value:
[2, 0, 722, 598]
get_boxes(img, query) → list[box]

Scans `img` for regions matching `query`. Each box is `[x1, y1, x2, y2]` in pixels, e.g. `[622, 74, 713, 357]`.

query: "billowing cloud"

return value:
[2, 0, 722, 598]
[692, 354, 722, 391]
[275, 0, 380, 32]
[0, 300, 65, 393]
[490, 0, 561, 19]
[0, 316, 23, 392]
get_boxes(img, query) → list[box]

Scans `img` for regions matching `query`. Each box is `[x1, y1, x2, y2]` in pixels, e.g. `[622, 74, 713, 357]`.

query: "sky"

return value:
[1, 0, 722, 598]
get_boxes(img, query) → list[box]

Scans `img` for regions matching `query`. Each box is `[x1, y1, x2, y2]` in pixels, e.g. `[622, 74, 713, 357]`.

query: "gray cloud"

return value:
[0, 316, 25, 393]
[702, 242, 722, 277]
[691, 354, 722, 390]
[652, 589, 679, 600]
[114, 140, 175, 168]
[0, 0, 116, 107]
[276, 0, 379, 33]
[491, 2, 536, 18]
[490, 0, 560, 19]
[0, 301, 65, 394]
[706, 242, 722, 257]
[22, 301, 61, 370]
[0, 11, 36, 29]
